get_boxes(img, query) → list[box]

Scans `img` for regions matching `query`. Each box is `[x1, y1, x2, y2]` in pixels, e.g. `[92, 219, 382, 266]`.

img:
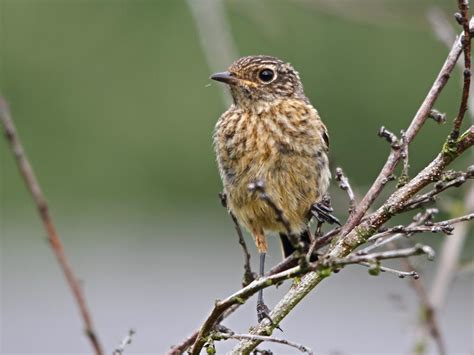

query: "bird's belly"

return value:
[224, 151, 329, 235]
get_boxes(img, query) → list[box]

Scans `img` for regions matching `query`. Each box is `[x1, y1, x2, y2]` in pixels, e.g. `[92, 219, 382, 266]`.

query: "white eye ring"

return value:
[258, 68, 276, 83]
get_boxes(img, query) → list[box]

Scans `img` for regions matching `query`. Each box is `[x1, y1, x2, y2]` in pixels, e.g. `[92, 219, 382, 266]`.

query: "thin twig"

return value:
[220, 192, 256, 286]
[190, 264, 306, 355]
[328, 244, 436, 267]
[113, 329, 135, 355]
[402, 166, 474, 209]
[214, 332, 314, 355]
[0, 98, 103, 355]
[335, 167, 356, 215]
[399, 257, 446, 355]
[451, 0, 472, 141]
[358, 262, 419, 279]
[231, 212, 256, 286]
[231, 126, 474, 354]
[360, 209, 438, 254]
[340, 20, 473, 238]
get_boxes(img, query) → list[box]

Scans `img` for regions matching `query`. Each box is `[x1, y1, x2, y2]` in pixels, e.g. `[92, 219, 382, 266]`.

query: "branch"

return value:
[190, 264, 306, 354]
[0, 98, 103, 355]
[340, 19, 474, 237]
[113, 329, 135, 355]
[214, 332, 314, 354]
[450, 0, 472, 141]
[220, 191, 256, 287]
[230, 125, 474, 355]
[328, 244, 435, 267]
[399, 257, 446, 355]
[358, 262, 420, 279]
[361, 209, 439, 254]
[402, 166, 474, 209]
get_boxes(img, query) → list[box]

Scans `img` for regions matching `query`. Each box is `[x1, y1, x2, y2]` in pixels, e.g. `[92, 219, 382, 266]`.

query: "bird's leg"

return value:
[254, 233, 282, 330]
[256, 252, 273, 324]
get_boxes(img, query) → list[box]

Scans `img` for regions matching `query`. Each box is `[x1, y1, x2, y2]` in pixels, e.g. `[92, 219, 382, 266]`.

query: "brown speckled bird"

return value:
[211, 55, 333, 322]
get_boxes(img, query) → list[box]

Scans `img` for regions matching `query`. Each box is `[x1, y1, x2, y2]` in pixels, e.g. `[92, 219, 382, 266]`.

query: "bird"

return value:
[211, 55, 334, 324]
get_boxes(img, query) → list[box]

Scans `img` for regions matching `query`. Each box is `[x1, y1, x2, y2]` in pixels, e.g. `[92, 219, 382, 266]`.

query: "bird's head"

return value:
[210, 55, 305, 107]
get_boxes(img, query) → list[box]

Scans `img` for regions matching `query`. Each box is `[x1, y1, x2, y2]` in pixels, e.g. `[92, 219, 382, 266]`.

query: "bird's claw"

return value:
[257, 302, 283, 331]
[310, 200, 341, 226]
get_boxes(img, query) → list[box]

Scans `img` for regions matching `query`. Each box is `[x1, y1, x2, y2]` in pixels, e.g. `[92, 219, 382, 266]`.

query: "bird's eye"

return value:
[258, 69, 275, 83]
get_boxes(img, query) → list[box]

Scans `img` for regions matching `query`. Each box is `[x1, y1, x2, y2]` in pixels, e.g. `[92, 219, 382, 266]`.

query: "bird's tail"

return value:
[279, 230, 312, 259]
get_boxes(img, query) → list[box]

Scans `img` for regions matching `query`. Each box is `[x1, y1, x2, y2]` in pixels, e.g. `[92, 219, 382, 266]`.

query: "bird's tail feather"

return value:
[279, 230, 312, 259]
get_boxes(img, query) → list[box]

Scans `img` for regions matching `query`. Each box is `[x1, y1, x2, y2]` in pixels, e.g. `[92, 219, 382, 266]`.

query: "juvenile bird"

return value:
[211, 55, 333, 323]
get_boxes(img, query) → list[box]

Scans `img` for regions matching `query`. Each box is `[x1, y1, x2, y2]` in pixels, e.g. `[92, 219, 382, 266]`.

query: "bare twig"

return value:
[335, 167, 356, 215]
[399, 257, 446, 355]
[190, 264, 306, 354]
[0, 98, 103, 355]
[360, 209, 439, 255]
[450, 1, 472, 141]
[214, 332, 313, 355]
[230, 122, 474, 354]
[328, 244, 435, 267]
[113, 329, 135, 355]
[231, 212, 256, 287]
[179, 12, 474, 355]
[220, 192, 256, 287]
[402, 166, 474, 209]
[358, 262, 419, 279]
[340, 20, 473, 238]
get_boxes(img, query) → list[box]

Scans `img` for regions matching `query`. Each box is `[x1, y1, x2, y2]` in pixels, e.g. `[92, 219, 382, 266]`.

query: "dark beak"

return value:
[210, 71, 236, 84]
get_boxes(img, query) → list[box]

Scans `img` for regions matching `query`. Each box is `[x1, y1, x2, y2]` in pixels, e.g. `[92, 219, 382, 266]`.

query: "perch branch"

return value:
[0, 98, 103, 355]
[230, 127, 474, 354]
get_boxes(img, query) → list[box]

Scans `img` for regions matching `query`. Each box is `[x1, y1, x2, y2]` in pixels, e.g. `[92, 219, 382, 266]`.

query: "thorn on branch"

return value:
[378, 126, 401, 149]
[428, 109, 447, 124]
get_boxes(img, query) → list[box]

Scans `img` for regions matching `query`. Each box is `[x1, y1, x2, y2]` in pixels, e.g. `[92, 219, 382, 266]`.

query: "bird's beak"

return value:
[210, 71, 237, 85]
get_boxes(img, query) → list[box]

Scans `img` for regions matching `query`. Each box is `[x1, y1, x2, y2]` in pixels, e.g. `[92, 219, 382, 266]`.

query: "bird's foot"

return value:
[257, 301, 282, 331]
[310, 198, 341, 226]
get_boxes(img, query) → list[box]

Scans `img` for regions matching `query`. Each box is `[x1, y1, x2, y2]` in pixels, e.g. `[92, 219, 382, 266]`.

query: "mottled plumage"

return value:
[212, 55, 330, 255]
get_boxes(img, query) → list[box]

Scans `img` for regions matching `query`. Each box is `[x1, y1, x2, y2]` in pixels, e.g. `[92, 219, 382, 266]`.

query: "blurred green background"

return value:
[1, 1, 472, 354]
